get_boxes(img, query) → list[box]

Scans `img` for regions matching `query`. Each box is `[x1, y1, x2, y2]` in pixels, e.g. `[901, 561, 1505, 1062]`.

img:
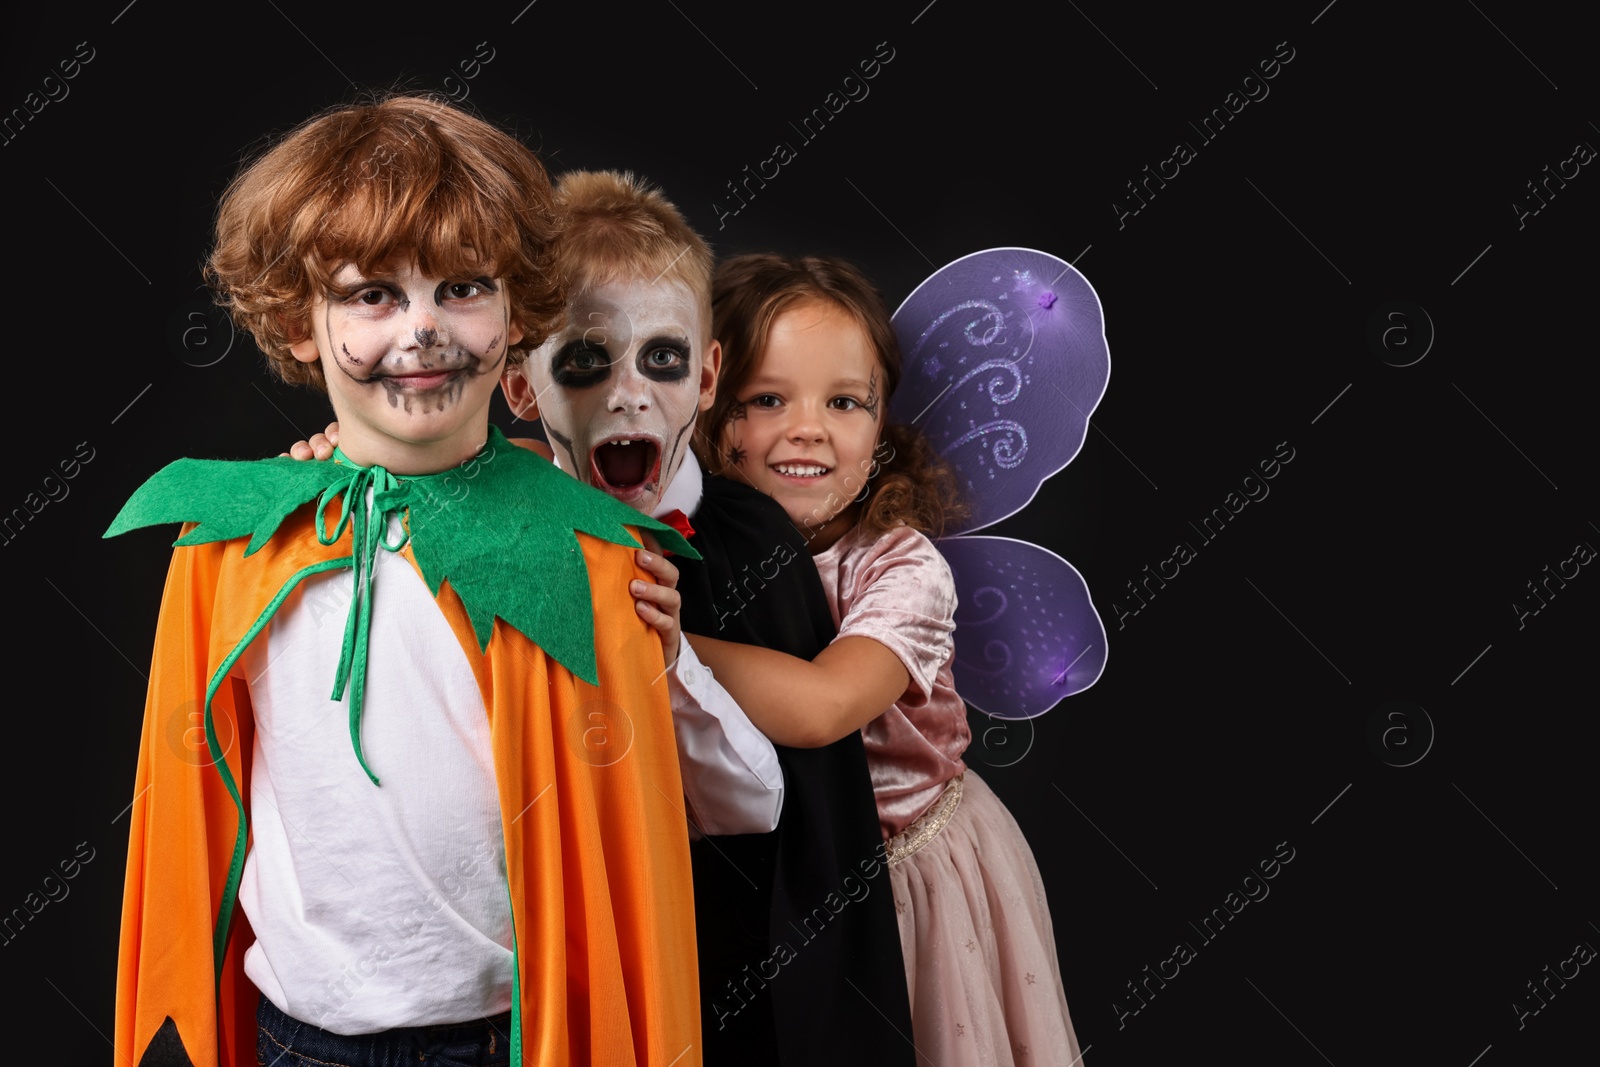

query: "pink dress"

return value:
[812, 523, 1086, 1066]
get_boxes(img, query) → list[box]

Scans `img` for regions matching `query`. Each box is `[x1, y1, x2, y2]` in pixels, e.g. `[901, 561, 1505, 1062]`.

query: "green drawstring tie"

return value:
[315, 456, 413, 785]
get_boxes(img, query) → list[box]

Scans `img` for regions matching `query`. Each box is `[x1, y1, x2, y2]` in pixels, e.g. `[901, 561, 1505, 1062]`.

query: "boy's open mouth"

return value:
[590, 436, 662, 497]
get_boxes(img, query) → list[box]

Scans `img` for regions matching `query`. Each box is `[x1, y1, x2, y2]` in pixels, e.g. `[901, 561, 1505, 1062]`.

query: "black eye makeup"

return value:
[550, 340, 613, 387]
[638, 338, 691, 382]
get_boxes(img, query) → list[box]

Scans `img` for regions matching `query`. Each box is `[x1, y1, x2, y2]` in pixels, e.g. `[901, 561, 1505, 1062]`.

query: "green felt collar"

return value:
[107, 427, 698, 780]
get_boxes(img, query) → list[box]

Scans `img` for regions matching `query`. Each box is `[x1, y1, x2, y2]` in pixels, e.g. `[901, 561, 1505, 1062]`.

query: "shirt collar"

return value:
[653, 451, 704, 519]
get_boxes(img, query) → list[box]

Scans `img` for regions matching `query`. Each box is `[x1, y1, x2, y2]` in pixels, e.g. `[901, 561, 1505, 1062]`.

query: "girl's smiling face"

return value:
[718, 298, 885, 553]
[290, 261, 520, 473]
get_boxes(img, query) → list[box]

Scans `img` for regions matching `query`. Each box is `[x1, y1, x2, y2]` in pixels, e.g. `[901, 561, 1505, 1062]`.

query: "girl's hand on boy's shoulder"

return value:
[632, 537, 682, 669]
[282, 421, 340, 461]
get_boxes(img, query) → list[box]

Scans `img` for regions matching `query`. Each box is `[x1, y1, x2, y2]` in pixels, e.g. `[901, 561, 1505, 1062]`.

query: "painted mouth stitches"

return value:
[367, 358, 481, 413]
[373, 361, 473, 389]
[591, 436, 662, 492]
[772, 461, 831, 478]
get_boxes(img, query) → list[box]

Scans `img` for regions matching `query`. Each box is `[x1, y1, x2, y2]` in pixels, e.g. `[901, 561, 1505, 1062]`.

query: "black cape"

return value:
[677, 474, 915, 1067]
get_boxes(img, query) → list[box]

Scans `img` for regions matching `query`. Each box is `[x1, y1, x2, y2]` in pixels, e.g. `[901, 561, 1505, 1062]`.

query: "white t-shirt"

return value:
[238, 467, 782, 1032]
[239, 544, 513, 1033]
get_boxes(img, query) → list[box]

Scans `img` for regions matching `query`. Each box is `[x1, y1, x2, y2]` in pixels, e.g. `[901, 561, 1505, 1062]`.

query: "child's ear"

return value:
[501, 364, 539, 421]
[279, 313, 321, 364]
[699, 339, 722, 413]
[287, 333, 321, 364]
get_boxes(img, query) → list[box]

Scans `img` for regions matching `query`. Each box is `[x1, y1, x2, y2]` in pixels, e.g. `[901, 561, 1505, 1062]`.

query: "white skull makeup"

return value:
[512, 278, 717, 515]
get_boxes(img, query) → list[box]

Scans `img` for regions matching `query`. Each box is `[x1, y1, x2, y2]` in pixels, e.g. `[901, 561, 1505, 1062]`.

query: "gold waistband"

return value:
[886, 774, 964, 867]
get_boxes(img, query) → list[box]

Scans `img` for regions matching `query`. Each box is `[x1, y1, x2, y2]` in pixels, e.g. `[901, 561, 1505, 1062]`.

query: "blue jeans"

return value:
[256, 995, 513, 1067]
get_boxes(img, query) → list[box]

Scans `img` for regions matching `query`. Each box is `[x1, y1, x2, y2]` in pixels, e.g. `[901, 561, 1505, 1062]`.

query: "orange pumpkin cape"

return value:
[105, 430, 703, 1066]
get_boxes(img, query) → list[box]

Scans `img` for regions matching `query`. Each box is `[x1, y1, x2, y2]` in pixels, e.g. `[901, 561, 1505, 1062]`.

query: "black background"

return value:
[4, 2, 1594, 1064]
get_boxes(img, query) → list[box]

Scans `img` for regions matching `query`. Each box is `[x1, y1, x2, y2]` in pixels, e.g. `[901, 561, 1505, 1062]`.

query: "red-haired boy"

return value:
[107, 95, 700, 1067]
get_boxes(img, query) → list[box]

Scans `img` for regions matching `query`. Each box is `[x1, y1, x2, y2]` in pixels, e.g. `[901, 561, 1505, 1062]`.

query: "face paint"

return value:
[520, 278, 715, 514]
[717, 298, 885, 554]
[290, 262, 520, 474]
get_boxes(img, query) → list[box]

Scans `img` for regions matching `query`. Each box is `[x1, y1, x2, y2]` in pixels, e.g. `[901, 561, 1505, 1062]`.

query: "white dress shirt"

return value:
[553, 447, 784, 835]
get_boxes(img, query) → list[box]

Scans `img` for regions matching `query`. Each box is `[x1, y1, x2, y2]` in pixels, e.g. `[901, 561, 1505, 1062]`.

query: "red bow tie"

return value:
[658, 508, 695, 548]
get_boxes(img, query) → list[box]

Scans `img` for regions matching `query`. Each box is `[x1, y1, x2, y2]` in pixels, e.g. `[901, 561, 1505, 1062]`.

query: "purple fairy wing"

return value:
[887, 248, 1111, 717]
[889, 247, 1110, 536]
[938, 535, 1107, 719]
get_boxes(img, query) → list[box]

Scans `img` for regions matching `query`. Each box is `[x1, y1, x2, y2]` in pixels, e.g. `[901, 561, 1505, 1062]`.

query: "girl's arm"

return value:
[637, 524, 952, 750]
[684, 633, 909, 749]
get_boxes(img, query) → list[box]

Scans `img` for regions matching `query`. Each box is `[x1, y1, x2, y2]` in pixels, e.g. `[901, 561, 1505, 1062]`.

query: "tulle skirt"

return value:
[887, 771, 1084, 1066]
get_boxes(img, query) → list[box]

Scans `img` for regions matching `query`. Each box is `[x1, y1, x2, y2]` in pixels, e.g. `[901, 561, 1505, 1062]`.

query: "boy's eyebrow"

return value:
[324, 265, 395, 290]
[550, 338, 617, 366]
[328, 253, 500, 277]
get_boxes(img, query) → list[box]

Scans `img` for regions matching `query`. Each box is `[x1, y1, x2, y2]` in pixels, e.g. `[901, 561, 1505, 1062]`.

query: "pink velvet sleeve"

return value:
[830, 525, 957, 707]
[818, 524, 970, 838]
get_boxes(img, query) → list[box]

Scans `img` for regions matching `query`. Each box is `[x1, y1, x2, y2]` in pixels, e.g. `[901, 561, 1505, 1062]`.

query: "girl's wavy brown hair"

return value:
[698, 253, 966, 540]
[206, 92, 565, 390]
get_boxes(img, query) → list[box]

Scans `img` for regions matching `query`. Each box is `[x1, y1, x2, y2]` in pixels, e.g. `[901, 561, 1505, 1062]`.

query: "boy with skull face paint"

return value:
[503, 171, 917, 1066]
[500, 170, 790, 843]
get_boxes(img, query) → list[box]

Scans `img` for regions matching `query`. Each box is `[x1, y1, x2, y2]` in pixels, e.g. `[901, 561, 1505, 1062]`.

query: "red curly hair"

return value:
[206, 92, 565, 390]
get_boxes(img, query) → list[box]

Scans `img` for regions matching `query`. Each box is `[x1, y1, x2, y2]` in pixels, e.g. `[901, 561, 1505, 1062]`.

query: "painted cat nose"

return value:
[398, 306, 443, 348]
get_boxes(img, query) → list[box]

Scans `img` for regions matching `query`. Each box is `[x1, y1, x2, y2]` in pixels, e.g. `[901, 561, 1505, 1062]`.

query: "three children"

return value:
[112, 90, 1085, 1067]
